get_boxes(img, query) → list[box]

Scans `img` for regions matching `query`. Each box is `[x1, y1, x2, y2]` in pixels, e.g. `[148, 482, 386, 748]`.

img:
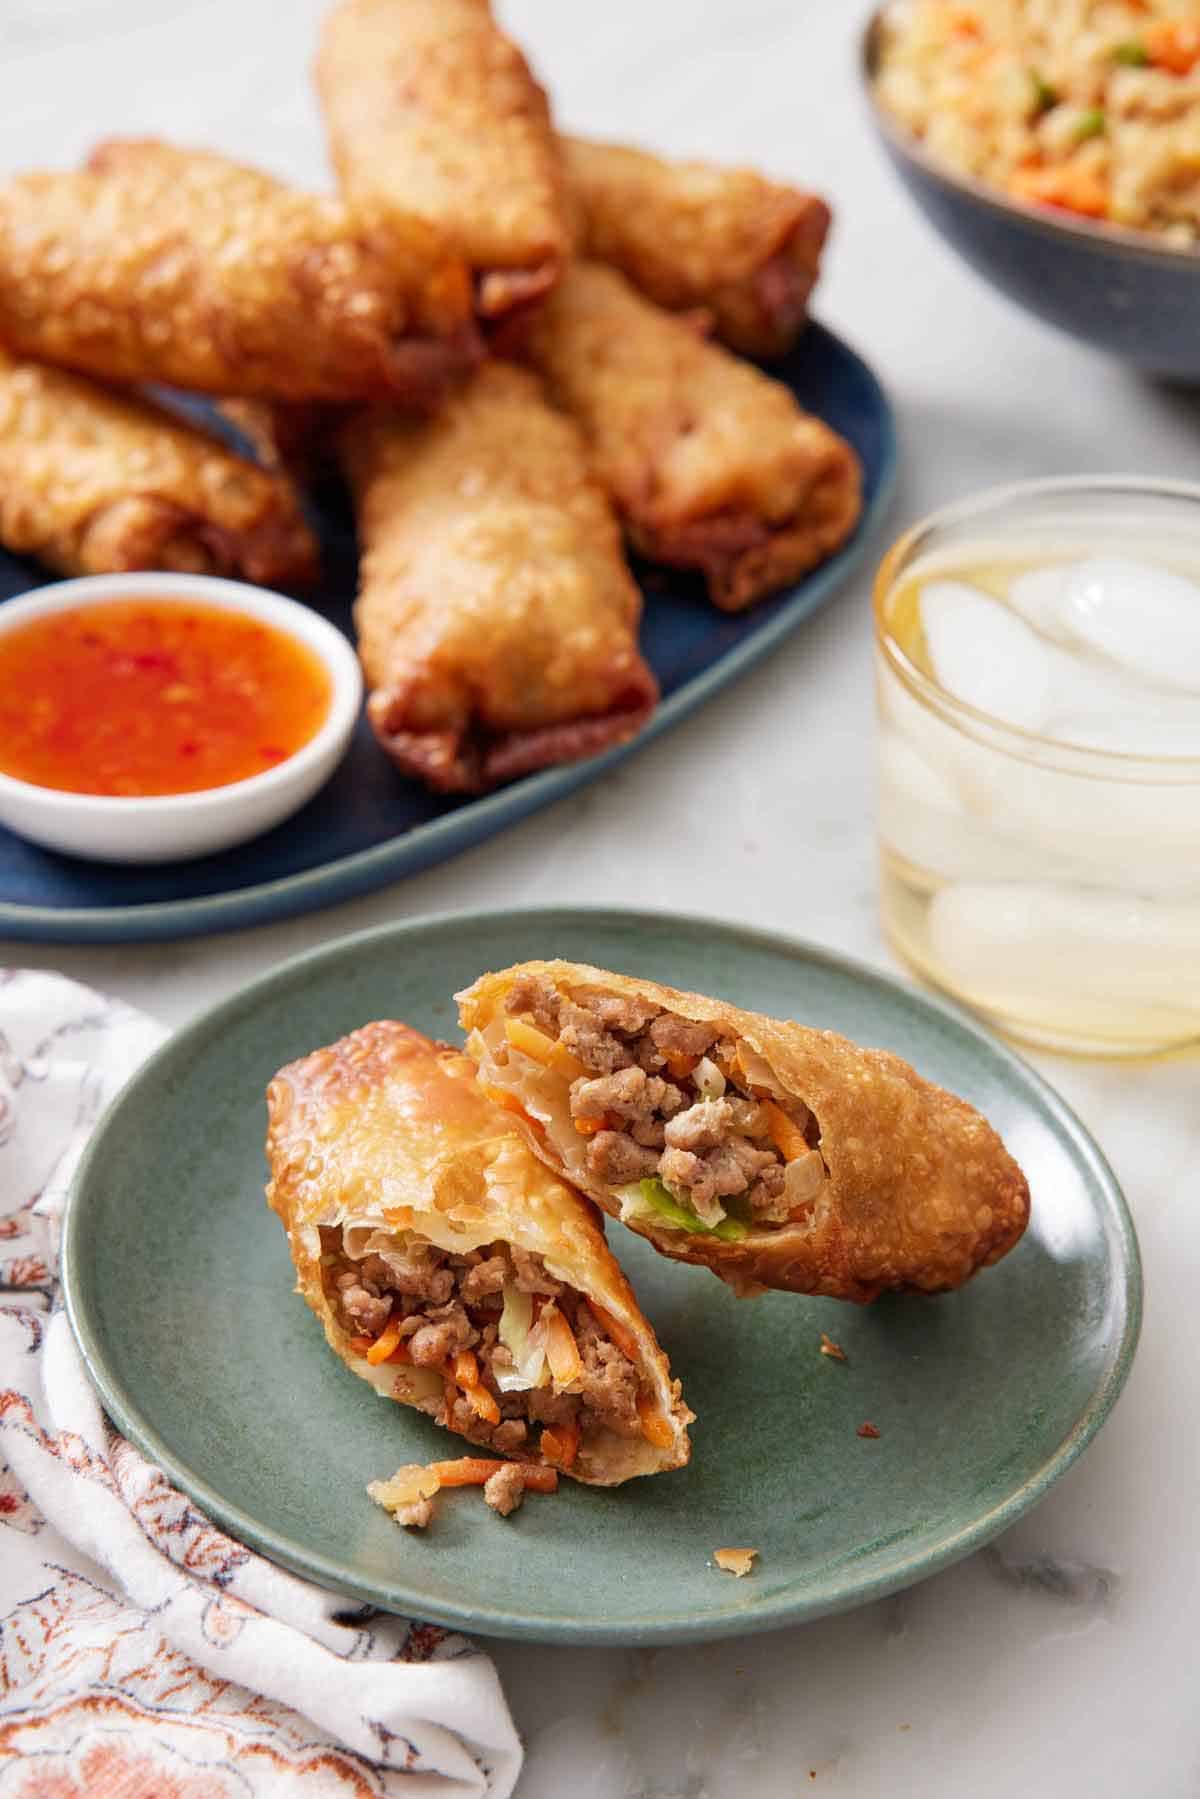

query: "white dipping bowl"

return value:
[0, 572, 363, 864]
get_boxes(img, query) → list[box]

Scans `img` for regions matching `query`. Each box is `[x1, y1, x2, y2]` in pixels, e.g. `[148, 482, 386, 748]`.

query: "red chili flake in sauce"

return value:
[0, 599, 331, 797]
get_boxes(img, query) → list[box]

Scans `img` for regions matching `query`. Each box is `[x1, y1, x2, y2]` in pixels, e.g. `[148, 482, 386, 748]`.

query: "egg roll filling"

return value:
[477, 975, 829, 1235]
[321, 1229, 669, 1460]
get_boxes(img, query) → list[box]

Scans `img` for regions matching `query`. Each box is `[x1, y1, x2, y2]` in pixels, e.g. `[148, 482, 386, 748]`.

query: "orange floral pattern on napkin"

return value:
[0, 970, 521, 1797]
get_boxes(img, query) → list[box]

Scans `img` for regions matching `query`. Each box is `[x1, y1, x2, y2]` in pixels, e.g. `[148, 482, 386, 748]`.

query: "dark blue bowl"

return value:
[862, 9, 1200, 380]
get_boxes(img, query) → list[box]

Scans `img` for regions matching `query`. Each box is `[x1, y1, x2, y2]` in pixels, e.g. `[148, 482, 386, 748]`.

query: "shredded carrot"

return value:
[573, 1112, 611, 1136]
[425, 1458, 560, 1494]
[637, 1391, 675, 1450]
[504, 1016, 588, 1081]
[1146, 17, 1200, 73]
[542, 1305, 584, 1384]
[448, 1348, 501, 1422]
[483, 1084, 546, 1139]
[761, 1099, 810, 1163]
[365, 1314, 404, 1365]
[519, 1466, 560, 1494]
[462, 1385, 502, 1424]
[587, 1299, 642, 1364]
[540, 1418, 580, 1469]
[430, 1457, 504, 1487]
[1009, 164, 1109, 219]
[663, 1050, 700, 1079]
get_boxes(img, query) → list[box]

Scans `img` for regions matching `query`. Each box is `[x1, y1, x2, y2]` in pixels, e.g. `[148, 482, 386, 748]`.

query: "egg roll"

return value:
[338, 361, 658, 792]
[458, 962, 1032, 1301]
[213, 400, 340, 484]
[519, 262, 862, 612]
[0, 349, 319, 586]
[265, 1021, 693, 1486]
[0, 140, 479, 407]
[564, 135, 830, 358]
[317, 0, 569, 328]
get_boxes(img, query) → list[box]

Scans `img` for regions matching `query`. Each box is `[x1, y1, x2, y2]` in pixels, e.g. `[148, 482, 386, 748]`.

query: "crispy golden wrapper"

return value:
[564, 135, 830, 358]
[213, 400, 339, 481]
[459, 961, 1032, 1301]
[520, 262, 862, 611]
[265, 1021, 692, 1485]
[0, 349, 318, 586]
[0, 140, 479, 406]
[317, 0, 569, 327]
[338, 361, 658, 792]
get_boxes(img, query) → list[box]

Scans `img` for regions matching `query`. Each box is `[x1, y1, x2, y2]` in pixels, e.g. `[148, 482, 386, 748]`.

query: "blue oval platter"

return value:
[0, 325, 896, 942]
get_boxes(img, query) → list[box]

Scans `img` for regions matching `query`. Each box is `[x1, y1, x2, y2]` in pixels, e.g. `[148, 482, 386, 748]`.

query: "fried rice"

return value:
[875, 1, 1200, 243]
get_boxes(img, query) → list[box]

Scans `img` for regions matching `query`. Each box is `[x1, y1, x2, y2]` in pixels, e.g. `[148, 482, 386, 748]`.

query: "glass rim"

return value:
[873, 475, 1200, 776]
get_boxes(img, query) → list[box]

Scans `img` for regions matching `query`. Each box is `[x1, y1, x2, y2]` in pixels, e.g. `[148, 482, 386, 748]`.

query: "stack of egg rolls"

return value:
[0, 0, 864, 795]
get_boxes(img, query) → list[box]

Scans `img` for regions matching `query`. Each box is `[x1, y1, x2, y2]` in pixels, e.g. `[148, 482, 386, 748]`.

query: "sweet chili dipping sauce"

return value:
[0, 598, 332, 797]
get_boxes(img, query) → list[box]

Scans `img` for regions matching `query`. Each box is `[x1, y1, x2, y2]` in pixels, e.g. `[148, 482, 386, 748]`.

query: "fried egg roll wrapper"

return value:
[214, 399, 343, 484]
[564, 135, 830, 358]
[338, 362, 658, 792]
[265, 1021, 692, 1485]
[0, 140, 479, 406]
[520, 263, 862, 612]
[0, 349, 318, 586]
[458, 962, 1031, 1301]
[318, 0, 570, 327]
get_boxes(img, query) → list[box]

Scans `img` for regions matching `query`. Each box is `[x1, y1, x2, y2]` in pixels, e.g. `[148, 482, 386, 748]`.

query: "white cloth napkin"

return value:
[0, 968, 522, 1797]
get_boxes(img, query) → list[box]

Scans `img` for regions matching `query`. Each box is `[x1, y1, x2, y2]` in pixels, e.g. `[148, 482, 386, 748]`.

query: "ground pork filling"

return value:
[501, 975, 826, 1231]
[323, 1229, 656, 1464]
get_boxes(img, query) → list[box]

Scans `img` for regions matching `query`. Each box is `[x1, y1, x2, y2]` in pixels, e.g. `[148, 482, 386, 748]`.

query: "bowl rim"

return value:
[860, 4, 1200, 270]
[0, 571, 363, 818]
[873, 472, 1200, 774]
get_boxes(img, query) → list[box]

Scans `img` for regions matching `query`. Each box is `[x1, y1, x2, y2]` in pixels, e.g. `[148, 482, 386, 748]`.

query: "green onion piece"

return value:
[625, 1177, 750, 1241]
[1112, 40, 1148, 67]
[712, 1214, 751, 1243]
[1072, 108, 1107, 141]
[1029, 69, 1059, 113]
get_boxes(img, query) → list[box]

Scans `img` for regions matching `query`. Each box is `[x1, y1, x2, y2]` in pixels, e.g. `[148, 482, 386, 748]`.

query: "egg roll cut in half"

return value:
[339, 362, 658, 792]
[318, 0, 570, 328]
[0, 349, 319, 586]
[0, 140, 479, 407]
[265, 1021, 692, 1486]
[520, 263, 862, 612]
[458, 963, 1032, 1301]
[563, 135, 830, 359]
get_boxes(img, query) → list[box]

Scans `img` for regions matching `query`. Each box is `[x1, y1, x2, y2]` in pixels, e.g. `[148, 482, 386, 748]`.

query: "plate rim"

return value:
[60, 904, 1142, 1645]
[0, 323, 897, 944]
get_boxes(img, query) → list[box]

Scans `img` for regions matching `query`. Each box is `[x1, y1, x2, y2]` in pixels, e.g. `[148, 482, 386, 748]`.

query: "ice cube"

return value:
[929, 883, 1200, 1012]
[1047, 712, 1200, 757]
[920, 580, 1053, 731]
[877, 733, 962, 814]
[960, 748, 1200, 892]
[1060, 556, 1200, 693]
[1007, 566, 1071, 641]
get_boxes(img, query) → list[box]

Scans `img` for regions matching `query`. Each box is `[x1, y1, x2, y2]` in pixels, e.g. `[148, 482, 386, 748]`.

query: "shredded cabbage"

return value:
[617, 1178, 749, 1242]
[495, 1282, 548, 1391]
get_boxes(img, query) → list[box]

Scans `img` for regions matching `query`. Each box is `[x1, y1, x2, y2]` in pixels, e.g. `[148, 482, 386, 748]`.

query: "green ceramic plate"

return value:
[62, 908, 1141, 1646]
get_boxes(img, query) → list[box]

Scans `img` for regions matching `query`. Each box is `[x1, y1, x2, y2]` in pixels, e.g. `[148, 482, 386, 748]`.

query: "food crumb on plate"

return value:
[367, 1462, 442, 1528]
[857, 1421, 881, 1439]
[819, 1331, 847, 1361]
[368, 1456, 558, 1528]
[714, 1547, 759, 1578]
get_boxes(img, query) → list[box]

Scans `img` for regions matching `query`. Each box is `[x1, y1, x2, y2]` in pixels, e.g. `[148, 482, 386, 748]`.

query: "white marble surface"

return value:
[1, 1, 1197, 1792]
